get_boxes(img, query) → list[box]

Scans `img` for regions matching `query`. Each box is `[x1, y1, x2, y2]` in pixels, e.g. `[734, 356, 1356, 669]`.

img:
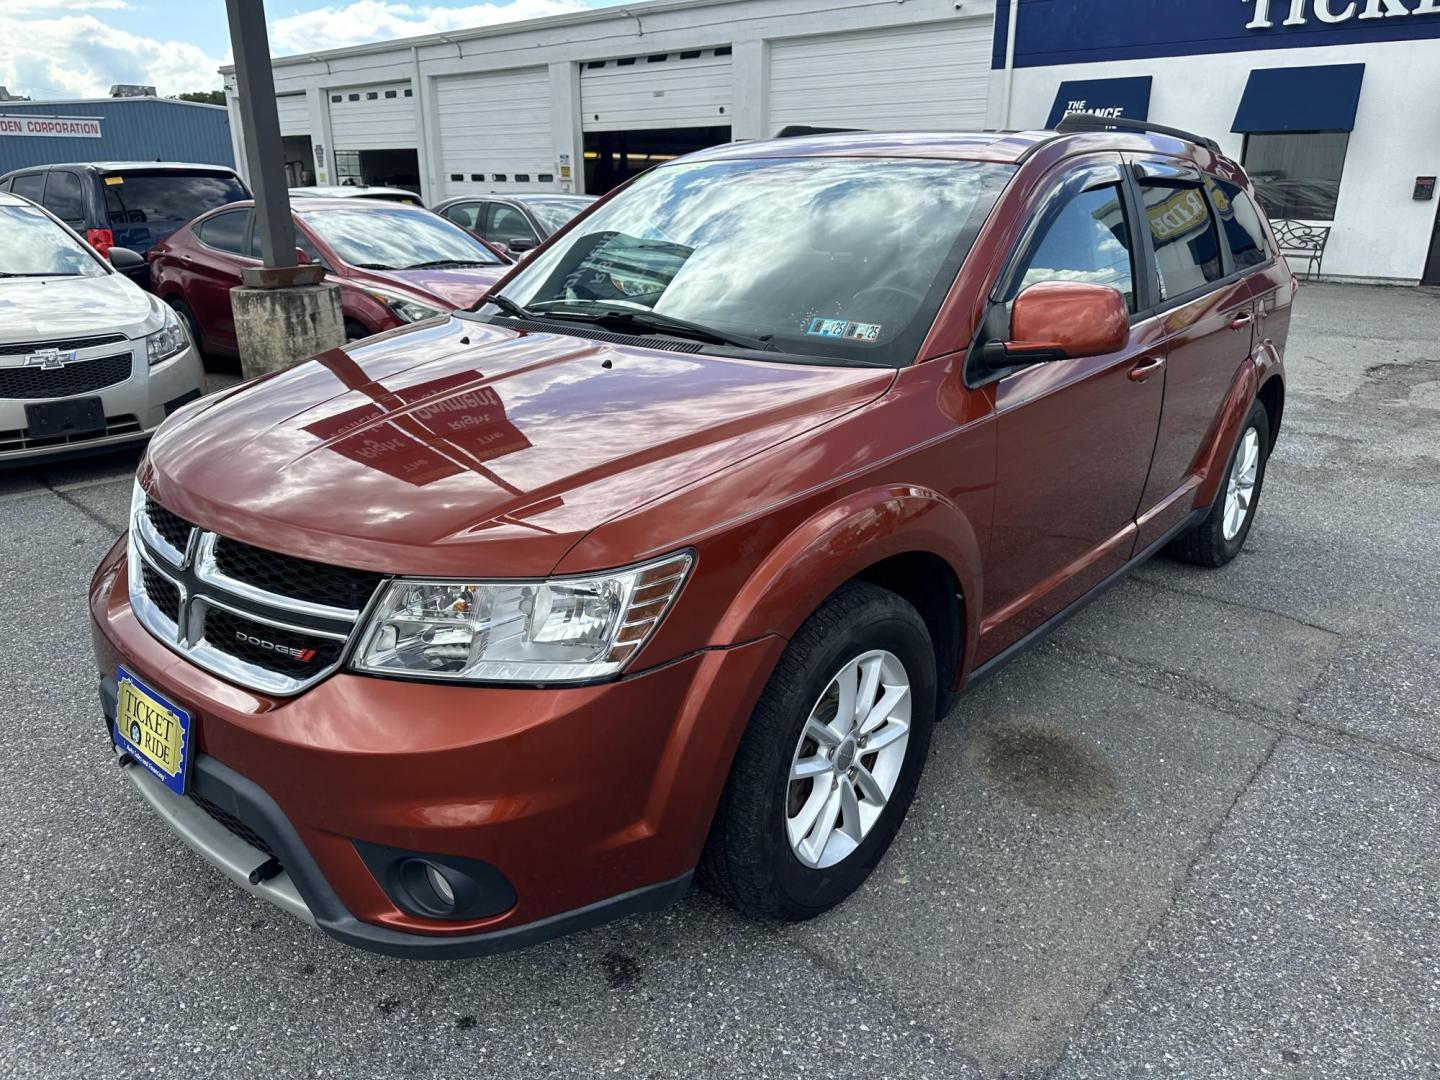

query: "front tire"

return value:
[1168, 399, 1271, 567]
[699, 582, 936, 921]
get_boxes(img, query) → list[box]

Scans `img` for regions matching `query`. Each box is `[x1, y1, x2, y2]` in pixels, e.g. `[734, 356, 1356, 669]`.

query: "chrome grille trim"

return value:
[127, 499, 384, 696]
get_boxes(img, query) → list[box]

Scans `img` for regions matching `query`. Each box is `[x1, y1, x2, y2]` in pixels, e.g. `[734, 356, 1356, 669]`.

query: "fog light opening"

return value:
[425, 862, 456, 909]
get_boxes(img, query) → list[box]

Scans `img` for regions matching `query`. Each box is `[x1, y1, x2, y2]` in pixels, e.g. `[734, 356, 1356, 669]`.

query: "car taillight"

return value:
[87, 229, 115, 257]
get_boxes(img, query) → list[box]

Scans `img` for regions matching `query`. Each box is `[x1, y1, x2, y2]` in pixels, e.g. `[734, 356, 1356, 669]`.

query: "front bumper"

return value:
[0, 343, 204, 465]
[91, 538, 784, 958]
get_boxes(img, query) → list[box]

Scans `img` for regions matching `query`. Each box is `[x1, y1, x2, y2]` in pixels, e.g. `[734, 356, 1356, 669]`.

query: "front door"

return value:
[979, 163, 1165, 662]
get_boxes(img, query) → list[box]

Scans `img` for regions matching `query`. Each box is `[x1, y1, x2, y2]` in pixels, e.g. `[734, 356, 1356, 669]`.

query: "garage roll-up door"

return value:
[768, 21, 990, 134]
[329, 81, 415, 150]
[436, 67, 553, 196]
[276, 93, 309, 136]
[581, 48, 732, 131]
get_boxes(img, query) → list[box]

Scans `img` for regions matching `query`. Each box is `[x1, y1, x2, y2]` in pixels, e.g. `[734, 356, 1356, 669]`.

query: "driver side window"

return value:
[1013, 185, 1136, 312]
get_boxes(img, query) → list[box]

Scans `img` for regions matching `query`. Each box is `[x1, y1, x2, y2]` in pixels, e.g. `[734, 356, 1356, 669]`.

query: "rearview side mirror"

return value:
[106, 246, 145, 271]
[507, 236, 538, 253]
[295, 247, 311, 265]
[982, 281, 1129, 370]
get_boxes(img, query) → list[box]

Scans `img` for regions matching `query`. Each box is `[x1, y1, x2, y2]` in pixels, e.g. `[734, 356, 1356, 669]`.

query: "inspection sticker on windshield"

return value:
[805, 317, 882, 341]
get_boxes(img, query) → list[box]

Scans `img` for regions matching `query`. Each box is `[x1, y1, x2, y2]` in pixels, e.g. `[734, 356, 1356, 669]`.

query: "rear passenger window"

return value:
[42, 172, 86, 228]
[198, 209, 249, 254]
[1012, 185, 1136, 311]
[1207, 177, 1270, 269]
[1140, 182, 1224, 301]
[11, 173, 44, 202]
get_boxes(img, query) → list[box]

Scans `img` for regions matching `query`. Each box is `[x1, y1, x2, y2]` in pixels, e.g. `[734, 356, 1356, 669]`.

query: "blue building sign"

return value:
[993, 0, 1440, 67]
[1045, 76, 1153, 126]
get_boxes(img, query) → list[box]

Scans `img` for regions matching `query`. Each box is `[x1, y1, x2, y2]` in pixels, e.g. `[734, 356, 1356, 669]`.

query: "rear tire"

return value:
[169, 297, 202, 357]
[699, 582, 936, 921]
[1167, 399, 1271, 568]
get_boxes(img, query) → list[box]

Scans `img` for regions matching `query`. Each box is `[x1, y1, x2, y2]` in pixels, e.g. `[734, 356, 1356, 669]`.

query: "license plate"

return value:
[114, 668, 192, 796]
[25, 396, 106, 439]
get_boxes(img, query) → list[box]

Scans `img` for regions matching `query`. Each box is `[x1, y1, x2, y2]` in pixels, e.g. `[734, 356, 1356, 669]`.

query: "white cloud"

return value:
[0, 12, 227, 99]
[267, 0, 589, 55]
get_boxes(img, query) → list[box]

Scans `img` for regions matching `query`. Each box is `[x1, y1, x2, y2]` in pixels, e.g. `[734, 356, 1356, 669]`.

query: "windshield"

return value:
[0, 203, 106, 278]
[102, 170, 248, 224]
[302, 206, 503, 269]
[524, 197, 593, 233]
[494, 157, 1012, 365]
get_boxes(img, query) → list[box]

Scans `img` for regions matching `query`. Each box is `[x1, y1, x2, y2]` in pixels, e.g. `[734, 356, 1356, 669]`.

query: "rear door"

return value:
[978, 159, 1166, 661]
[99, 169, 249, 255]
[1129, 158, 1257, 551]
[186, 208, 254, 354]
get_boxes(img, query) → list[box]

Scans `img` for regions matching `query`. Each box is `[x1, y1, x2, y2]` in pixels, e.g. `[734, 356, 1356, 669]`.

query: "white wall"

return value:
[990, 39, 1440, 283]
[228, 0, 997, 204]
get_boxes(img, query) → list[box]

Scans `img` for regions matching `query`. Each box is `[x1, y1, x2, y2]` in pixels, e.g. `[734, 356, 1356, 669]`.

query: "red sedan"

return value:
[148, 198, 511, 354]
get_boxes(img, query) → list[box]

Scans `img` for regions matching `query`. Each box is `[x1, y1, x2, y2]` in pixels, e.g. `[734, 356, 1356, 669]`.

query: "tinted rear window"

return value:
[11, 173, 44, 202]
[1208, 177, 1270, 270]
[102, 171, 248, 225]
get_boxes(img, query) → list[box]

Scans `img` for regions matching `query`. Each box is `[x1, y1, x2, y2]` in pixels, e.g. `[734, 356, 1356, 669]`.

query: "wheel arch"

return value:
[712, 485, 982, 694]
[1257, 372, 1284, 450]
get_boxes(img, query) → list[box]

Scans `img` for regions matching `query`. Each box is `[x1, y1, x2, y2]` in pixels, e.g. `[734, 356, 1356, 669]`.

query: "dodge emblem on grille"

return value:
[235, 630, 316, 662]
[25, 348, 77, 371]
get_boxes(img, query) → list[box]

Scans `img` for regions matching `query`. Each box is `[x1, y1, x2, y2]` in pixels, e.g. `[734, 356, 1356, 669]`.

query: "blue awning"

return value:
[1045, 76, 1152, 128]
[1232, 64, 1365, 133]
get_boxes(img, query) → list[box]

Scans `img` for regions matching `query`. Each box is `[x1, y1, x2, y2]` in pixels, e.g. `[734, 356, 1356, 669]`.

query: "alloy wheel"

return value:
[785, 649, 912, 869]
[1223, 426, 1261, 541]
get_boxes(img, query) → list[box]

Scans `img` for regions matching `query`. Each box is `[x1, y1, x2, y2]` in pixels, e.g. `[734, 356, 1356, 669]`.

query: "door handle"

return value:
[1228, 311, 1254, 330]
[1128, 356, 1165, 382]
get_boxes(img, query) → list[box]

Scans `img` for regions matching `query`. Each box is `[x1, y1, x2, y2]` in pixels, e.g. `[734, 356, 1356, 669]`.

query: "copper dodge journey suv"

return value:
[90, 118, 1293, 958]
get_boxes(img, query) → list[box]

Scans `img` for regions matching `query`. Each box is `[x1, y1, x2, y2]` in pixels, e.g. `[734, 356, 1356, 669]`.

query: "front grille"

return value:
[202, 605, 345, 678]
[0, 352, 132, 399]
[213, 536, 383, 612]
[140, 563, 181, 623]
[0, 333, 128, 357]
[144, 498, 194, 553]
[188, 791, 276, 860]
[130, 504, 379, 695]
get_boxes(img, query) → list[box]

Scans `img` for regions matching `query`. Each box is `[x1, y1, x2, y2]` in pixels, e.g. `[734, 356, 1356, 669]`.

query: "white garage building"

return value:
[223, 0, 996, 202]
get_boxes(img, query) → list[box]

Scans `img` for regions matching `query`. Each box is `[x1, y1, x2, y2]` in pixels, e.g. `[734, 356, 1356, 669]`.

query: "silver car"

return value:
[0, 192, 206, 465]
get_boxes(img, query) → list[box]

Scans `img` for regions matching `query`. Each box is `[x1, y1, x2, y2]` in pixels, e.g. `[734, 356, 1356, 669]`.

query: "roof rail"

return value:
[1054, 113, 1222, 154]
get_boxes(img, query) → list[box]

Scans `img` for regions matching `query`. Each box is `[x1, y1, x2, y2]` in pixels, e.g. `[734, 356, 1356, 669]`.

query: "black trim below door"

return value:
[1424, 199, 1440, 286]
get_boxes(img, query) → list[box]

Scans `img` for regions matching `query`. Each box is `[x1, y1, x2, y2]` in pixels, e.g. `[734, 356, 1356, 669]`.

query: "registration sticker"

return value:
[805, 317, 849, 338]
[805, 317, 882, 341]
[844, 322, 882, 342]
[104, 176, 124, 186]
[114, 667, 191, 796]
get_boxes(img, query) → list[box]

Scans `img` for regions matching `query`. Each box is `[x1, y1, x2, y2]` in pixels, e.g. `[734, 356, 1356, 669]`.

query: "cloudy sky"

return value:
[0, 0, 625, 100]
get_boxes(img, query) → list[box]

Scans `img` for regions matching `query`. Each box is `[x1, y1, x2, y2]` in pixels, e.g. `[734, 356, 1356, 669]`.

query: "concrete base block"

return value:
[231, 283, 345, 381]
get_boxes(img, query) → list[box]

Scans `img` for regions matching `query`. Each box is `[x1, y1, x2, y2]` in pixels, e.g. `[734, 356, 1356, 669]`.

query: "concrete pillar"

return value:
[231, 284, 344, 380]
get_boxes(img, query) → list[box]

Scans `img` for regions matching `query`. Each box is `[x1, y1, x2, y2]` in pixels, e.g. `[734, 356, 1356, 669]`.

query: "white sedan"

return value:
[0, 192, 206, 466]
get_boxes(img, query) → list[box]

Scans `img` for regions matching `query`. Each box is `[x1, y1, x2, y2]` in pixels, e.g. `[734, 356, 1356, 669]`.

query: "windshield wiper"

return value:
[352, 262, 397, 270]
[530, 302, 771, 352]
[484, 291, 534, 320]
[0, 271, 80, 278]
[402, 259, 495, 270]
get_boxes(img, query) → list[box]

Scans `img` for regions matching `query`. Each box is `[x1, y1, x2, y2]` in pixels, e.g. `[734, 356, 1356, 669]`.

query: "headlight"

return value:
[146, 306, 186, 366]
[368, 289, 445, 324]
[351, 551, 692, 684]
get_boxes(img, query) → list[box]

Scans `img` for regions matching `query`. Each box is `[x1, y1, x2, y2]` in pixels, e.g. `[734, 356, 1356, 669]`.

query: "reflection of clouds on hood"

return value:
[511, 158, 1008, 352]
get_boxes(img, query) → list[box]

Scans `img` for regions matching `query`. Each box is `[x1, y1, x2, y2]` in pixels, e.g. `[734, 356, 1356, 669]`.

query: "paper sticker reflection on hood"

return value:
[303, 368, 532, 487]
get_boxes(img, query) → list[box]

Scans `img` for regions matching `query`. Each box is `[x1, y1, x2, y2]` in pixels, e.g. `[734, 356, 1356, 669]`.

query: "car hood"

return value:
[363, 266, 508, 310]
[144, 318, 895, 577]
[0, 272, 154, 344]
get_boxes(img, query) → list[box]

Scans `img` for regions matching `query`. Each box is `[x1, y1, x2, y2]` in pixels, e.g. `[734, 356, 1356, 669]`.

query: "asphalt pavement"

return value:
[0, 282, 1435, 1079]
